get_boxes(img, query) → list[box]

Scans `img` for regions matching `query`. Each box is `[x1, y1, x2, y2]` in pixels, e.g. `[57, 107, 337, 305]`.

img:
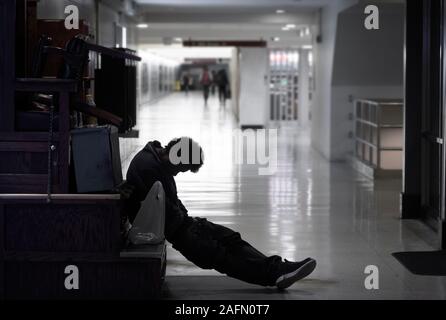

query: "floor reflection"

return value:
[121, 92, 446, 299]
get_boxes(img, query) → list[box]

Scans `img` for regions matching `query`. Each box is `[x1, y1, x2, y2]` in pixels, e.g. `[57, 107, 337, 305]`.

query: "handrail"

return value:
[87, 43, 141, 61]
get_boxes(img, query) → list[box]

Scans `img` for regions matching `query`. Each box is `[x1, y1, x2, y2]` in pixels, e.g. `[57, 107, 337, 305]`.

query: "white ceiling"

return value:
[137, 23, 314, 47]
[132, 0, 331, 47]
[134, 0, 331, 8]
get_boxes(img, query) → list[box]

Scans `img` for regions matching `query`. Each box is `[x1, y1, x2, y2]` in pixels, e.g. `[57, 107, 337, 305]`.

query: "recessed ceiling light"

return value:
[282, 26, 290, 31]
[276, 9, 285, 14]
[302, 45, 313, 50]
[174, 37, 183, 42]
[137, 24, 149, 29]
[286, 24, 296, 29]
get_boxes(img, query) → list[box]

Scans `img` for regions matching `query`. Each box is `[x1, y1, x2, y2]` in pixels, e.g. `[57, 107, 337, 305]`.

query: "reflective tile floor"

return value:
[121, 92, 446, 299]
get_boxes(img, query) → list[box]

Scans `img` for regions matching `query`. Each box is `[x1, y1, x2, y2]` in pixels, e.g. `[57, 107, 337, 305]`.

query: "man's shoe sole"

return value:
[275, 259, 317, 290]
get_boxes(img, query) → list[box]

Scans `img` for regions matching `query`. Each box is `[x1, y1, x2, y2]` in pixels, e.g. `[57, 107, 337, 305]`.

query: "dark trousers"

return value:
[203, 85, 210, 103]
[170, 217, 283, 287]
[218, 85, 227, 103]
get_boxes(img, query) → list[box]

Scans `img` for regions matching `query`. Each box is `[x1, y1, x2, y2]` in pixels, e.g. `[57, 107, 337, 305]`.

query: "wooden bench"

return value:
[0, 194, 166, 300]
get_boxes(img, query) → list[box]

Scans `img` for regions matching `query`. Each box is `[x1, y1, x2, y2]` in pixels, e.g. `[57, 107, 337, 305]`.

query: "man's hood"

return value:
[144, 140, 174, 176]
[143, 140, 163, 162]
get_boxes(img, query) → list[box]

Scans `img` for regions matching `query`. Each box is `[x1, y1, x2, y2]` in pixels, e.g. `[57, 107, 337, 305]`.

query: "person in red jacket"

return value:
[200, 66, 212, 105]
[124, 137, 317, 289]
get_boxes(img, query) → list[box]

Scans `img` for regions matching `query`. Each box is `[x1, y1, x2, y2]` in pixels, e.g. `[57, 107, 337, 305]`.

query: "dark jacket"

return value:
[125, 140, 192, 241]
[217, 70, 229, 86]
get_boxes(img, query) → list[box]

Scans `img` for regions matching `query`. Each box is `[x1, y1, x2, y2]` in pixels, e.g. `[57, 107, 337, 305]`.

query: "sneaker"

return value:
[275, 258, 317, 289]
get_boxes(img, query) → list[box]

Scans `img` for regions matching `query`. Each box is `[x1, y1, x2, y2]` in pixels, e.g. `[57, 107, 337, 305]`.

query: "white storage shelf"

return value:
[354, 99, 403, 178]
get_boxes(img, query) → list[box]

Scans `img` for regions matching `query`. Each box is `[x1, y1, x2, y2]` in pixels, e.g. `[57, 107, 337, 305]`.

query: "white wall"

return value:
[138, 51, 178, 105]
[330, 2, 404, 161]
[312, 0, 356, 159]
[312, 0, 404, 161]
[37, 0, 137, 49]
[97, 3, 119, 47]
[238, 47, 269, 128]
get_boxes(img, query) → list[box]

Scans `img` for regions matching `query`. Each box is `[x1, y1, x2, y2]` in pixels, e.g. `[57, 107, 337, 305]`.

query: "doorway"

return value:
[420, 0, 444, 229]
[404, 0, 446, 248]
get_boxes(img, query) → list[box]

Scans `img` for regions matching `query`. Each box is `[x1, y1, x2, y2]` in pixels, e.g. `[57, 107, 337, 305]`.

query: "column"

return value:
[298, 49, 310, 128]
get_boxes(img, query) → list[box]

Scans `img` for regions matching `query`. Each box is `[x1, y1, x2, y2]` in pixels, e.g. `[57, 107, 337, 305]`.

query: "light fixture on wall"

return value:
[276, 9, 285, 14]
[122, 27, 127, 48]
[137, 23, 149, 29]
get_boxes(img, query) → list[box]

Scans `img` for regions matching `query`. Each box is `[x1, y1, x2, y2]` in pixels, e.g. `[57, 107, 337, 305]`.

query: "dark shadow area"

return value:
[161, 276, 314, 300]
[393, 251, 446, 276]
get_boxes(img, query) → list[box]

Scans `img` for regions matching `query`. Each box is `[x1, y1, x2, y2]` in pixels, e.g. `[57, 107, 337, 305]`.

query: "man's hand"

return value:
[113, 180, 135, 200]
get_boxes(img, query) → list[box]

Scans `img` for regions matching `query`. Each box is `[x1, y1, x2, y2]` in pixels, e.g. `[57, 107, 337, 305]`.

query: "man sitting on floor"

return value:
[124, 137, 316, 289]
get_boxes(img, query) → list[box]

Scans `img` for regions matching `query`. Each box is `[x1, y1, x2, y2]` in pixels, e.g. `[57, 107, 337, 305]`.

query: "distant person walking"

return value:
[200, 66, 212, 105]
[211, 70, 217, 96]
[217, 69, 229, 106]
[182, 73, 191, 96]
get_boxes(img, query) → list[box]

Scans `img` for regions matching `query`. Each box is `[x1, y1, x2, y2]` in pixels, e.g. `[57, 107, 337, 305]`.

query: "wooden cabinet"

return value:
[0, 1, 164, 300]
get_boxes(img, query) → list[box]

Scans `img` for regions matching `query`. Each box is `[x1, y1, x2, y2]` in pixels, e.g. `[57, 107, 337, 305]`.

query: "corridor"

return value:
[121, 92, 446, 300]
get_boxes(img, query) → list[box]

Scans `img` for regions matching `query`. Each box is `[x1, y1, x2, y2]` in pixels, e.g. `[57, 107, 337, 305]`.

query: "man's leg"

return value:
[171, 217, 283, 286]
[218, 86, 224, 102]
[222, 85, 227, 105]
[204, 85, 210, 103]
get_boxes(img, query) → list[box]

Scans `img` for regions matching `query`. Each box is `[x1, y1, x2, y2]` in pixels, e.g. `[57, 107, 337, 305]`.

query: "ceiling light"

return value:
[272, 37, 280, 42]
[286, 24, 296, 29]
[282, 26, 290, 31]
[276, 9, 285, 14]
[137, 24, 148, 29]
[174, 37, 183, 42]
[302, 45, 313, 50]
[305, 27, 310, 35]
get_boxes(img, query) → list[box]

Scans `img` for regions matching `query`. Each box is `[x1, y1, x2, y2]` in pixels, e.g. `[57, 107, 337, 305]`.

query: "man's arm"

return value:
[125, 166, 158, 222]
[177, 198, 188, 213]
